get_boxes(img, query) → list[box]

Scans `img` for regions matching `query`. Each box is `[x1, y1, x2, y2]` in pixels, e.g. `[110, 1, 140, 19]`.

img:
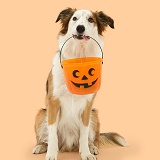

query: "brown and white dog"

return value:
[32, 8, 127, 160]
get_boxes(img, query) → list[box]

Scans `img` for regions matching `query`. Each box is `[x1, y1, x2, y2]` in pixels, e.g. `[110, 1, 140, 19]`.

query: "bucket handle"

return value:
[59, 35, 104, 68]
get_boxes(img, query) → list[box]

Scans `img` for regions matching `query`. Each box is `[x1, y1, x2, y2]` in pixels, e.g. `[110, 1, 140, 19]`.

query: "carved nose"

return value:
[76, 25, 85, 34]
[82, 75, 88, 80]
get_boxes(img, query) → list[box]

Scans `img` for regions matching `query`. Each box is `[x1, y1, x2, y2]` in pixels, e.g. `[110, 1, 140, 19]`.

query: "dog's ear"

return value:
[55, 8, 76, 23]
[94, 11, 114, 35]
[55, 8, 76, 34]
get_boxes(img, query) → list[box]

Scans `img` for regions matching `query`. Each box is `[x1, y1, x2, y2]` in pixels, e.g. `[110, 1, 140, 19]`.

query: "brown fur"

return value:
[99, 132, 126, 148]
[45, 70, 53, 98]
[45, 70, 60, 125]
[93, 11, 114, 35]
[47, 97, 60, 125]
[91, 109, 100, 147]
[81, 94, 96, 126]
[55, 8, 76, 35]
[34, 108, 47, 144]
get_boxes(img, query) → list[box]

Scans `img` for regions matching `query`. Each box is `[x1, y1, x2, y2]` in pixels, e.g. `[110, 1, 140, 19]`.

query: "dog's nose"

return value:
[76, 25, 85, 34]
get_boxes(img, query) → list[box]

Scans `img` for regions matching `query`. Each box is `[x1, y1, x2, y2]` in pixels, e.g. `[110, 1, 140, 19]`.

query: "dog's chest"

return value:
[52, 52, 93, 119]
[57, 95, 89, 148]
[52, 55, 94, 147]
[58, 95, 88, 131]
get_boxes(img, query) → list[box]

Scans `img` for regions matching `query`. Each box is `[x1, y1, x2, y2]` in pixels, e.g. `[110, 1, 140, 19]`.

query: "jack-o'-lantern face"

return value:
[71, 68, 98, 88]
[62, 57, 102, 95]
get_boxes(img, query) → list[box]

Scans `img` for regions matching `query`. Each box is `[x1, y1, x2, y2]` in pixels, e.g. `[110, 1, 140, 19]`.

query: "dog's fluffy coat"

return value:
[32, 8, 127, 160]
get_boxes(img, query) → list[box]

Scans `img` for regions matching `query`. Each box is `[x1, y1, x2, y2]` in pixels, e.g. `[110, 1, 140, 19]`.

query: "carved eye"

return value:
[88, 17, 94, 23]
[88, 68, 95, 76]
[73, 70, 79, 78]
[73, 17, 77, 21]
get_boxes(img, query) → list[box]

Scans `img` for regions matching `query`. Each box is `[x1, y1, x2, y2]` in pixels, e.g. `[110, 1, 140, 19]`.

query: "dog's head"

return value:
[56, 8, 114, 39]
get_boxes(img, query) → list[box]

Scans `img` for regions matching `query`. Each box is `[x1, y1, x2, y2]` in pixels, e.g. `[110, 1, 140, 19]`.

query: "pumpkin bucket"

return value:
[60, 36, 103, 95]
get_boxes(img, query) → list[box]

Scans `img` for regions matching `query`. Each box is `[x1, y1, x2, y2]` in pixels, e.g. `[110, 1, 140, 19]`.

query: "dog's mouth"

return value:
[71, 78, 98, 88]
[73, 34, 90, 40]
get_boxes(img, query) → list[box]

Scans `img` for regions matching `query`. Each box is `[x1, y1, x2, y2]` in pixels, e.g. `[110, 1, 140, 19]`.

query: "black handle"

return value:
[59, 35, 104, 68]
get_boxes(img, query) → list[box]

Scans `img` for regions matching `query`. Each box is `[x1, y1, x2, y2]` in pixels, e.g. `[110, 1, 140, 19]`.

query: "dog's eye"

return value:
[73, 17, 77, 21]
[88, 68, 95, 76]
[88, 17, 94, 23]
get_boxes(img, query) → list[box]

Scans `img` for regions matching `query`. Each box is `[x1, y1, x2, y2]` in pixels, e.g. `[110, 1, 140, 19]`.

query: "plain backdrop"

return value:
[0, 0, 160, 160]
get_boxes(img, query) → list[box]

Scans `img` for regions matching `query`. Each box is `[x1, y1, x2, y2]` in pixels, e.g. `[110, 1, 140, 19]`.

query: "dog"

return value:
[32, 8, 127, 160]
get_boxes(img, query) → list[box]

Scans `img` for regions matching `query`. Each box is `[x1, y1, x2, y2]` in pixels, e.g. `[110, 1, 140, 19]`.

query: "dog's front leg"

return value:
[79, 99, 97, 160]
[46, 97, 60, 160]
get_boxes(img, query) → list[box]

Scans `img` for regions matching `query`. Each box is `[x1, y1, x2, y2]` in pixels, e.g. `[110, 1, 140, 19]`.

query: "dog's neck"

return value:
[58, 34, 104, 60]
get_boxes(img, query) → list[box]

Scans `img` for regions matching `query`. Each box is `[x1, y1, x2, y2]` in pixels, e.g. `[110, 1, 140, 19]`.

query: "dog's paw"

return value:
[81, 154, 97, 160]
[89, 146, 99, 155]
[45, 154, 57, 160]
[32, 145, 47, 154]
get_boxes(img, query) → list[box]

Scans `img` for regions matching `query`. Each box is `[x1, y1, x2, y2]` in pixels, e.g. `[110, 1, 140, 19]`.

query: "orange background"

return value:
[0, 0, 160, 160]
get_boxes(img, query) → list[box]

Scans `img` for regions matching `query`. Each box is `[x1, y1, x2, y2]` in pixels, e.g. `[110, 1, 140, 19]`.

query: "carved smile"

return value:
[71, 78, 98, 88]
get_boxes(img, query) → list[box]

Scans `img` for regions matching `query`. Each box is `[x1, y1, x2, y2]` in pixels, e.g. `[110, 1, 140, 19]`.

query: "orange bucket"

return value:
[60, 36, 103, 95]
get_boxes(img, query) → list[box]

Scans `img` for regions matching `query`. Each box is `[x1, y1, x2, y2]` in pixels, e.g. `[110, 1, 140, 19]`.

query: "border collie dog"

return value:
[32, 8, 127, 160]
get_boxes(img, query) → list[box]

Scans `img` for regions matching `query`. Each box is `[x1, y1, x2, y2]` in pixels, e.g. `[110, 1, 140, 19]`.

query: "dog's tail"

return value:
[99, 132, 128, 148]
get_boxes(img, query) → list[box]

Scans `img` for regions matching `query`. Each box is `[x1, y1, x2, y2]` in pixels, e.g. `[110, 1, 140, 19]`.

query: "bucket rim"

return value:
[61, 57, 103, 66]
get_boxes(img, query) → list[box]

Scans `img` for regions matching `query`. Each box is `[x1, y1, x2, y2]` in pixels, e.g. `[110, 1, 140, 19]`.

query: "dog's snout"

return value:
[76, 25, 85, 34]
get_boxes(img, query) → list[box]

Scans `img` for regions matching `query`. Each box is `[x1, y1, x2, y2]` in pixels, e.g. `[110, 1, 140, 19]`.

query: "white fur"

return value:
[46, 9, 104, 160]
[79, 125, 94, 159]
[46, 111, 59, 160]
